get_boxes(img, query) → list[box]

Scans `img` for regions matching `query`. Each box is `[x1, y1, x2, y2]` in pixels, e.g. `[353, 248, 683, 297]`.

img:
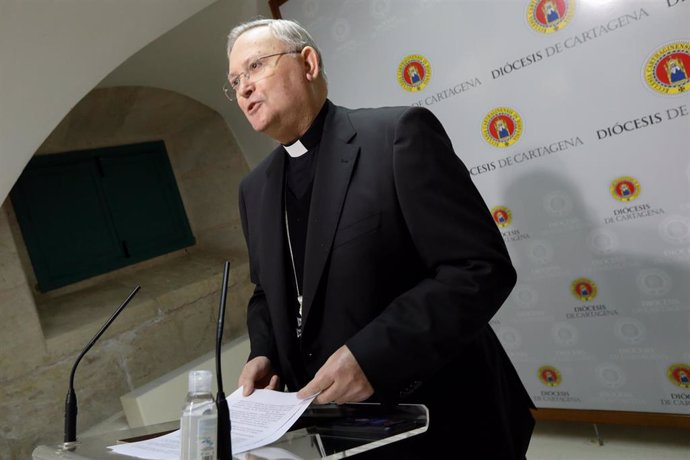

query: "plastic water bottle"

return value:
[180, 370, 217, 460]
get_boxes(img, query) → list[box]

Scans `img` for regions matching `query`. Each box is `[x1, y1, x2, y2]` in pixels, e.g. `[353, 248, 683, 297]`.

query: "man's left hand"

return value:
[297, 345, 374, 404]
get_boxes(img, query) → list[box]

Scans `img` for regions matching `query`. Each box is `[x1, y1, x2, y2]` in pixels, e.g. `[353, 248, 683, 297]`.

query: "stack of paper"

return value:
[108, 387, 316, 459]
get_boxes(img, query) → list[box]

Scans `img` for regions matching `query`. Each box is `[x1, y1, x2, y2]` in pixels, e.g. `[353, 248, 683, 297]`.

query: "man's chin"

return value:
[249, 118, 269, 134]
[251, 120, 280, 141]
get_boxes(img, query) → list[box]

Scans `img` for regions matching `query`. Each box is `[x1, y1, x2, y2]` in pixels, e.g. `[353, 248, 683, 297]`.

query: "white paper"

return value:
[108, 387, 317, 459]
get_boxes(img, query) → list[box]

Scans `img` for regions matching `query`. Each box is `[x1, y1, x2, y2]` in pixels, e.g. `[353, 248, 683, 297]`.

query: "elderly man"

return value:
[227, 18, 534, 458]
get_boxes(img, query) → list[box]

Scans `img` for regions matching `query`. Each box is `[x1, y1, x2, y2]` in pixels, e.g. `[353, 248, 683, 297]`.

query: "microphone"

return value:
[63, 285, 141, 448]
[215, 261, 232, 459]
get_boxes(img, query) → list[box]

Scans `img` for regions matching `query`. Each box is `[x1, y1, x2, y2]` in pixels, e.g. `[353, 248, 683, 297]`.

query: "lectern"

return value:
[32, 403, 428, 459]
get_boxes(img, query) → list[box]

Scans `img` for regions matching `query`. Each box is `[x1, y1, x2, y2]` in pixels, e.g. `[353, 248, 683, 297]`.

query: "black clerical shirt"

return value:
[283, 102, 329, 335]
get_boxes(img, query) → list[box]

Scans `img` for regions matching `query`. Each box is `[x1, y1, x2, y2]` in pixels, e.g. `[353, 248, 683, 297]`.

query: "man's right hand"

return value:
[238, 356, 281, 396]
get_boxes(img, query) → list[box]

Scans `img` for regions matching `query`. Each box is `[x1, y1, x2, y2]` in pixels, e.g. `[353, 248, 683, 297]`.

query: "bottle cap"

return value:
[188, 369, 213, 393]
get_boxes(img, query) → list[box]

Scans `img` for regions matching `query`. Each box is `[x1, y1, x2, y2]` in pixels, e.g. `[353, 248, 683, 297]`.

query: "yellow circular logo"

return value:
[527, 0, 574, 34]
[538, 365, 562, 387]
[397, 54, 431, 92]
[491, 206, 512, 228]
[644, 42, 690, 95]
[667, 363, 690, 389]
[571, 277, 598, 302]
[610, 176, 641, 202]
[482, 107, 523, 147]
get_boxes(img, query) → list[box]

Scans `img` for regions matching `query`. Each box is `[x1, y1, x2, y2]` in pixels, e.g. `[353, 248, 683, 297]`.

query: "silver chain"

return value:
[284, 206, 303, 338]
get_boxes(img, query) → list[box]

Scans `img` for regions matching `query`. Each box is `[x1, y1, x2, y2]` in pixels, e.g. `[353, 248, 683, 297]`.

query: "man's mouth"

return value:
[247, 101, 260, 114]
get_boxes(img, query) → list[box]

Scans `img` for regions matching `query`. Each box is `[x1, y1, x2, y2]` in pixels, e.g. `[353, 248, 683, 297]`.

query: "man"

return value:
[228, 18, 534, 458]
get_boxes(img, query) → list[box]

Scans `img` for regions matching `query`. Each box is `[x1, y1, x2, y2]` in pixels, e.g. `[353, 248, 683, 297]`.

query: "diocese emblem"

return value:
[667, 363, 690, 389]
[527, 0, 574, 34]
[398, 54, 431, 92]
[538, 365, 562, 387]
[570, 277, 598, 302]
[644, 42, 690, 95]
[610, 176, 641, 202]
[491, 206, 512, 228]
[482, 108, 523, 147]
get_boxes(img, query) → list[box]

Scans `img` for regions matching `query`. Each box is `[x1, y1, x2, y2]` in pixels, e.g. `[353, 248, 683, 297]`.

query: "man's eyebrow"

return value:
[229, 53, 265, 76]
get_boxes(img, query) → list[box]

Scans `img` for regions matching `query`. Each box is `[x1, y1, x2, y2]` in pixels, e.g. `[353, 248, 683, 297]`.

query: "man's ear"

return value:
[301, 46, 320, 81]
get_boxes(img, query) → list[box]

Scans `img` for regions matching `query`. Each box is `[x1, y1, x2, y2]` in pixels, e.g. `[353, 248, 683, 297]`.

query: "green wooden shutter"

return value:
[11, 141, 195, 291]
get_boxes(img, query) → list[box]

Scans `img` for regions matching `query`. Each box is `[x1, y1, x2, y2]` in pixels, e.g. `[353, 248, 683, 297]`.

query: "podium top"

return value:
[33, 403, 428, 459]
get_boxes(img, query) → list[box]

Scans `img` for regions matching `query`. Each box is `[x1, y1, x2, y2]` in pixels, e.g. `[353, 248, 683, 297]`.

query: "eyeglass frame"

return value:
[224, 50, 302, 101]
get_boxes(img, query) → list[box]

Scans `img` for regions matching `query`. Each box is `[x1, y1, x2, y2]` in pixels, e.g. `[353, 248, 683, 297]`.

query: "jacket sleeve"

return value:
[346, 107, 516, 401]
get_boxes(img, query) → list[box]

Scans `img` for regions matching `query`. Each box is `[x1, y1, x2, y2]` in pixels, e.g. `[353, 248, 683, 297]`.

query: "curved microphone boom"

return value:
[63, 285, 141, 446]
[216, 261, 232, 459]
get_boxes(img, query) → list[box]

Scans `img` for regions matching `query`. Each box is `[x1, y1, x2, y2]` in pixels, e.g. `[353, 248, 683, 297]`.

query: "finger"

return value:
[241, 380, 255, 396]
[309, 391, 332, 405]
[296, 381, 317, 399]
[267, 374, 279, 390]
[297, 379, 327, 400]
[296, 385, 317, 399]
[314, 394, 330, 405]
[314, 385, 339, 405]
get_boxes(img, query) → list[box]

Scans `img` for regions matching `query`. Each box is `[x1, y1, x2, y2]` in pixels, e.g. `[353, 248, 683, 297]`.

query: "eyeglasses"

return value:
[224, 50, 301, 101]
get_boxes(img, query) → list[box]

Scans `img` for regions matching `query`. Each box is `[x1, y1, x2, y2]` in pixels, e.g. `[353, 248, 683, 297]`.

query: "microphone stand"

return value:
[63, 285, 141, 449]
[215, 261, 232, 459]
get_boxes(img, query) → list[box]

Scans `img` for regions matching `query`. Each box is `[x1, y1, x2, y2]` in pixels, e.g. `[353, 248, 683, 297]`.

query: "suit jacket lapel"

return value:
[259, 148, 294, 345]
[302, 104, 359, 326]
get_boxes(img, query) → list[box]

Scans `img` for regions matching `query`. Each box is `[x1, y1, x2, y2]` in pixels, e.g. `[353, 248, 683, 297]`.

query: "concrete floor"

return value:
[527, 420, 690, 460]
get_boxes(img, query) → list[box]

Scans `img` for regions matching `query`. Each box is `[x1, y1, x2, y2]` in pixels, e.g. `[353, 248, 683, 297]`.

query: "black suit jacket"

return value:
[239, 101, 534, 457]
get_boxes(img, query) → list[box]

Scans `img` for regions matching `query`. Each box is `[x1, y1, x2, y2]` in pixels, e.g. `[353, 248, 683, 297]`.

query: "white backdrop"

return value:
[280, 0, 690, 414]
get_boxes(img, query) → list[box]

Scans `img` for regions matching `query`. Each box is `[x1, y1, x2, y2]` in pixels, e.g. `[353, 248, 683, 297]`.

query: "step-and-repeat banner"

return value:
[279, 0, 690, 414]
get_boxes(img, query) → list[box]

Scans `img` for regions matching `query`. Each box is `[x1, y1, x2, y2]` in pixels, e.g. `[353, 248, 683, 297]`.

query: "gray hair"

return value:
[227, 18, 326, 80]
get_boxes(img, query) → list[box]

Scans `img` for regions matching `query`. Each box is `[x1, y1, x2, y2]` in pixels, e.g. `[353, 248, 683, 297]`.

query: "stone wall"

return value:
[0, 87, 254, 459]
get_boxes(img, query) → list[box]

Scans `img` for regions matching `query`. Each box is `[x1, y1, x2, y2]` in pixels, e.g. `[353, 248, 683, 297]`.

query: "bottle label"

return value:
[197, 414, 217, 460]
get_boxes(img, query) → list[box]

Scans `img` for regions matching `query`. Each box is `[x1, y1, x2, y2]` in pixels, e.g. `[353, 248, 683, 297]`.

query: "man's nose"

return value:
[237, 75, 255, 98]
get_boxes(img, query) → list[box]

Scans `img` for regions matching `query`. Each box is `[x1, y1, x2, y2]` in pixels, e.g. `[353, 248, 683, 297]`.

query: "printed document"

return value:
[108, 387, 317, 458]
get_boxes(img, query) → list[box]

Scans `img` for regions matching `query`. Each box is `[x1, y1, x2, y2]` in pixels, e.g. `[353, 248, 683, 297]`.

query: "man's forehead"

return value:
[230, 28, 281, 62]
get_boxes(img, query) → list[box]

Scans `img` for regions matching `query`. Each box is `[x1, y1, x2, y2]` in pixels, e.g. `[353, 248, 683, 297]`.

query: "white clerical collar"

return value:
[283, 139, 308, 157]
